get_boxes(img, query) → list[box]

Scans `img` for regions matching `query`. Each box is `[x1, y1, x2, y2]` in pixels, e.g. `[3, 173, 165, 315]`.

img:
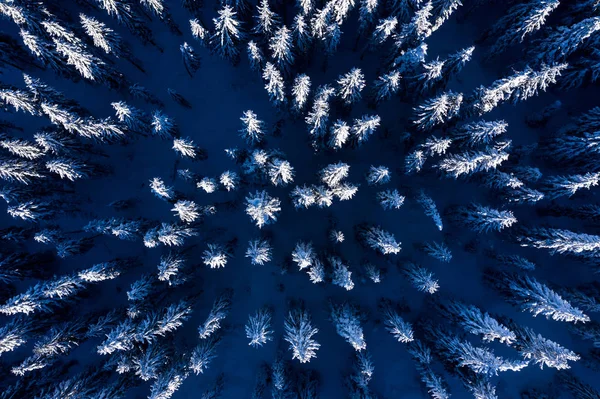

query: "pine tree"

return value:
[151, 110, 177, 139]
[247, 40, 264, 71]
[518, 327, 580, 370]
[382, 305, 414, 343]
[359, 225, 402, 255]
[202, 243, 230, 268]
[267, 158, 295, 186]
[246, 308, 273, 347]
[0, 159, 44, 184]
[351, 114, 381, 145]
[262, 62, 285, 106]
[328, 120, 351, 150]
[337, 68, 366, 105]
[470, 63, 567, 115]
[358, 0, 379, 34]
[423, 241, 452, 262]
[413, 91, 463, 130]
[245, 190, 281, 228]
[451, 120, 508, 147]
[404, 263, 439, 294]
[292, 14, 313, 54]
[517, 227, 600, 257]
[190, 18, 210, 47]
[253, 0, 280, 36]
[436, 144, 510, 178]
[442, 301, 516, 344]
[0, 88, 37, 115]
[269, 25, 294, 72]
[320, 162, 350, 188]
[372, 70, 402, 104]
[292, 241, 316, 270]
[284, 309, 320, 363]
[431, 0, 462, 31]
[306, 85, 335, 139]
[246, 239, 272, 265]
[180, 42, 201, 77]
[79, 14, 125, 56]
[239, 110, 265, 144]
[211, 5, 245, 62]
[329, 255, 355, 290]
[171, 200, 200, 223]
[330, 302, 367, 351]
[198, 294, 231, 338]
[533, 17, 600, 62]
[416, 190, 443, 231]
[190, 336, 220, 374]
[492, 271, 590, 323]
[377, 189, 405, 210]
[291, 74, 311, 113]
[454, 203, 517, 233]
[542, 172, 600, 199]
[487, 0, 560, 56]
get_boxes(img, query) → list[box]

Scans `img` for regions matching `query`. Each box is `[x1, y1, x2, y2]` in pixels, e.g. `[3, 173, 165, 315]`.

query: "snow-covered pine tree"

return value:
[291, 74, 311, 113]
[284, 308, 320, 363]
[319, 162, 350, 188]
[329, 255, 355, 291]
[253, 0, 280, 37]
[337, 68, 366, 105]
[431, 0, 462, 31]
[171, 200, 200, 223]
[351, 114, 381, 146]
[542, 172, 600, 199]
[404, 262, 439, 294]
[453, 203, 517, 233]
[533, 17, 600, 62]
[366, 165, 391, 185]
[358, 225, 402, 255]
[245, 239, 272, 265]
[267, 158, 295, 186]
[441, 300, 516, 345]
[517, 326, 580, 370]
[245, 190, 281, 228]
[292, 14, 313, 55]
[239, 110, 265, 145]
[436, 144, 510, 178]
[422, 241, 452, 262]
[306, 85, 335, 141]
[198, 293, 231, 338]
[202, 243, 230, 269]
[180, 42, 201, 77]
[416, 190, 443, 231]
[290, 185, 317, 209]
[413, 91, 463, 130]
[190, 335, 220, 374]
[262, 62, 286, 106]
[377, 189, 405, 210]
[327, 120, 351, 150]
[470, 63, 567, 115]
[245, 308, 273, 347]
[330, 302, 367, 351]
[382, 304, 414, 343]
[489, 271, 590, 323]
[211, 5, 245, 62]
[487, 0, 560, 57]
[190, 18, 210, 47]
[371, 70, 402, 104]
[269, 25, 294, 72]
[517, 226, 600, 257]
[451, 120, 508, 147]
[246, 40, 264, 72]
